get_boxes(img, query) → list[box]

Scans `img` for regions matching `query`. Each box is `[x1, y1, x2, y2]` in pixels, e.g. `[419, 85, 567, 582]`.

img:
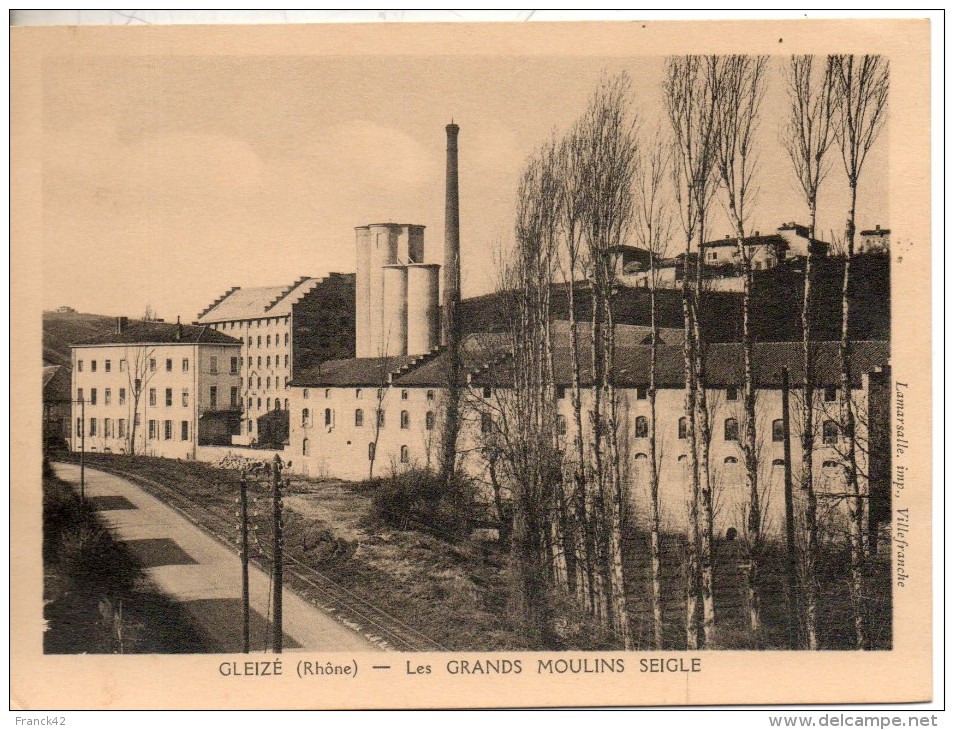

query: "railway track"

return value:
[77, 461, 449, 652]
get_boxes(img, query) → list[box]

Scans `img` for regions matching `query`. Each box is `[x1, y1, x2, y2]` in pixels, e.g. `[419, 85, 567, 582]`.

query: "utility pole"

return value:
[79, 395, 85, 504]
[781, 367, 799, 649]
[239, 471, 250, 654]
[271, 455, 283, 654]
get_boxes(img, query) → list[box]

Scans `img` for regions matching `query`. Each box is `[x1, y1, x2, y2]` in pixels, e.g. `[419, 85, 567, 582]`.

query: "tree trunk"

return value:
[841, 181, 867, 650]
[694, 211, 715, 647]
[734, 218, 762, 641]
[648, 262, 664, 649]
[801, 201, 820, 650]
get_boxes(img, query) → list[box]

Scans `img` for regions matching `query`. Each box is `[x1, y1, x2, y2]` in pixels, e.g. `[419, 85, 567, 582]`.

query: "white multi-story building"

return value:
[71, 318, 242, 459]
[196, 274, 356, 445]
[287, 339, 890, 538]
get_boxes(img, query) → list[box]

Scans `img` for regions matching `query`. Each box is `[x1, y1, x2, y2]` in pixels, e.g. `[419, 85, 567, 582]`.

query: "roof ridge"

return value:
[388, 346, 444, 383]
[197, 286, 240, 320]
[265, 276, 316, 312]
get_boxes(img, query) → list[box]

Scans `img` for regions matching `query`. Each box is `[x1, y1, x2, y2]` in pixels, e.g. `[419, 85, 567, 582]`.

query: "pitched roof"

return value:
[702, 233, 790, 250]
[73, 321, 241, 346]
[292, 356, 416, 388]
[196, 277, 322, 323]
[471, 340, 889, 389]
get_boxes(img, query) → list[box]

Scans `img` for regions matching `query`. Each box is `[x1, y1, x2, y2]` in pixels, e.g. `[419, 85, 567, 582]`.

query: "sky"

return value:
[41, 53, 888, 321]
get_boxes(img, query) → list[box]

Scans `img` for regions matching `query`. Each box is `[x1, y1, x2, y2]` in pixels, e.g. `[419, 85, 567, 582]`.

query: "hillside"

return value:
[42, 311, 119, 367]
[460, 253, 890, 344]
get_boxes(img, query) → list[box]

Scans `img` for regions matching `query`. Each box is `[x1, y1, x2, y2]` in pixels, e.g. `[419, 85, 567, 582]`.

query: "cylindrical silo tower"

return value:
[355, 226, 373, 357]
[406, 263, 441, 356]
[381, 264, 408, 357]
[407, 225, 426, 264]
[367, 224, 400, 356]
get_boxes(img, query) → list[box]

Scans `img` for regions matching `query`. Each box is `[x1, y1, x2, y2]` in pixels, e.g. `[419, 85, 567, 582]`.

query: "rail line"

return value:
[76, 461, 449, 652]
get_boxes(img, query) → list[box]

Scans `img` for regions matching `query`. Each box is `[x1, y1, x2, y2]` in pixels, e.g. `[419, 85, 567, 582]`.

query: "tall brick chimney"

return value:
[442, 122, 460, 346]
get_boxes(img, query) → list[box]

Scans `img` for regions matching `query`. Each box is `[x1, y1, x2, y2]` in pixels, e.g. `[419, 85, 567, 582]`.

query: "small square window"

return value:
[483, 387, 492, 399]
[636, 386, 648, 400]
[824, 386, 837, 402]
[726, 387, 739, 401]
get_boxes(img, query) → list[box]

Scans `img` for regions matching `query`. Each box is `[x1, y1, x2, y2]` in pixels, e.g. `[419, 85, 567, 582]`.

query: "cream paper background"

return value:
[11, 18, 932, 709]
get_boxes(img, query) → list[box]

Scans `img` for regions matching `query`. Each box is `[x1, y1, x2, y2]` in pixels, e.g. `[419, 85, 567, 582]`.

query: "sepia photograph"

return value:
[12, 14, 934, 710]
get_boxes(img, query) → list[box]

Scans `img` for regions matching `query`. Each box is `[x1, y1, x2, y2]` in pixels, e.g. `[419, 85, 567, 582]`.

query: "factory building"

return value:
[288, 338, 889, 537]
[196, 273, 356, 445]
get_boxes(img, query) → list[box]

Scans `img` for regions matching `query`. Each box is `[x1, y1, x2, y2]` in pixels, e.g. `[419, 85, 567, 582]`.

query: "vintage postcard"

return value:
[11, 17, 933, 710]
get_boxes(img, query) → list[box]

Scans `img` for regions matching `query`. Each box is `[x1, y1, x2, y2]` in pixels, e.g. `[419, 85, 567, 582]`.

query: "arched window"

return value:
[635, 416, 649, 439]
[325, 389, 331, 399]
[284, 399, 289, 410]
[355, 408, 364, 427]
[302, 438, 310, 457]
[400, 410, 410, 429]
[425, 411, 435, 431]
[257, 376, 262, 389]
[303, 389, 309, 399]
[678, 416, 688, 440]
[256, 398, 261, 409]
[368, 442, 376, 461]
[400, 445, 409, 464]
[724, 456, 738, 464]
[772, 419, 784, 442]
[275, 400, 281, 411]
[634, 452, 649, 462]
[301, 408, 310, 427]
[823, 419, 839, 445]
[266, 398, 271, 410]
[324, 408, 333, 427]
[772, 458, 785, 468]
[257, 356, 262, 368]
[266, 356, 271, 368]
[556, 414, 567, 436]
[724, 418, 739, 441]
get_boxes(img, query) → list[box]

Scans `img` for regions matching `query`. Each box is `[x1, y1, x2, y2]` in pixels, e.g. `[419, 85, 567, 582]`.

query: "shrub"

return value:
[365, 469, 475, 541]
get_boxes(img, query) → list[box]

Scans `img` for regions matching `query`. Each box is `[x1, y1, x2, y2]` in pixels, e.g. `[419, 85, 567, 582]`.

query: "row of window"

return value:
[301, 388, 437, 402]
[246, 375, 289, 391]
[300, 407, 436, 431]
[77, 386, 238, 409]
[249, 397, 289, 411]
[247, 355, 290, 371]
[635, 452, 845, 474]
[481, 412, 842, 445]
[299, 439, 411, 464]
[211, 317, 289, 332]
[76, 356, 238, 375]
[245, 333, 290, 349]
[76, 418, 189, 441]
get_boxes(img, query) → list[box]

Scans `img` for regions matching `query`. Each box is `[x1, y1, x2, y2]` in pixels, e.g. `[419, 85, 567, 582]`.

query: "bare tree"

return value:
[125, 345, 156, 455]
[577, 73, 638, 648]
[634, 127, 673, 649]
[664, 54, 721, 649]
[782, 54, 838, 650]
[712, 53, 769, 640]
[557, 123, 599, 617]
[831, 54, 889, 650]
